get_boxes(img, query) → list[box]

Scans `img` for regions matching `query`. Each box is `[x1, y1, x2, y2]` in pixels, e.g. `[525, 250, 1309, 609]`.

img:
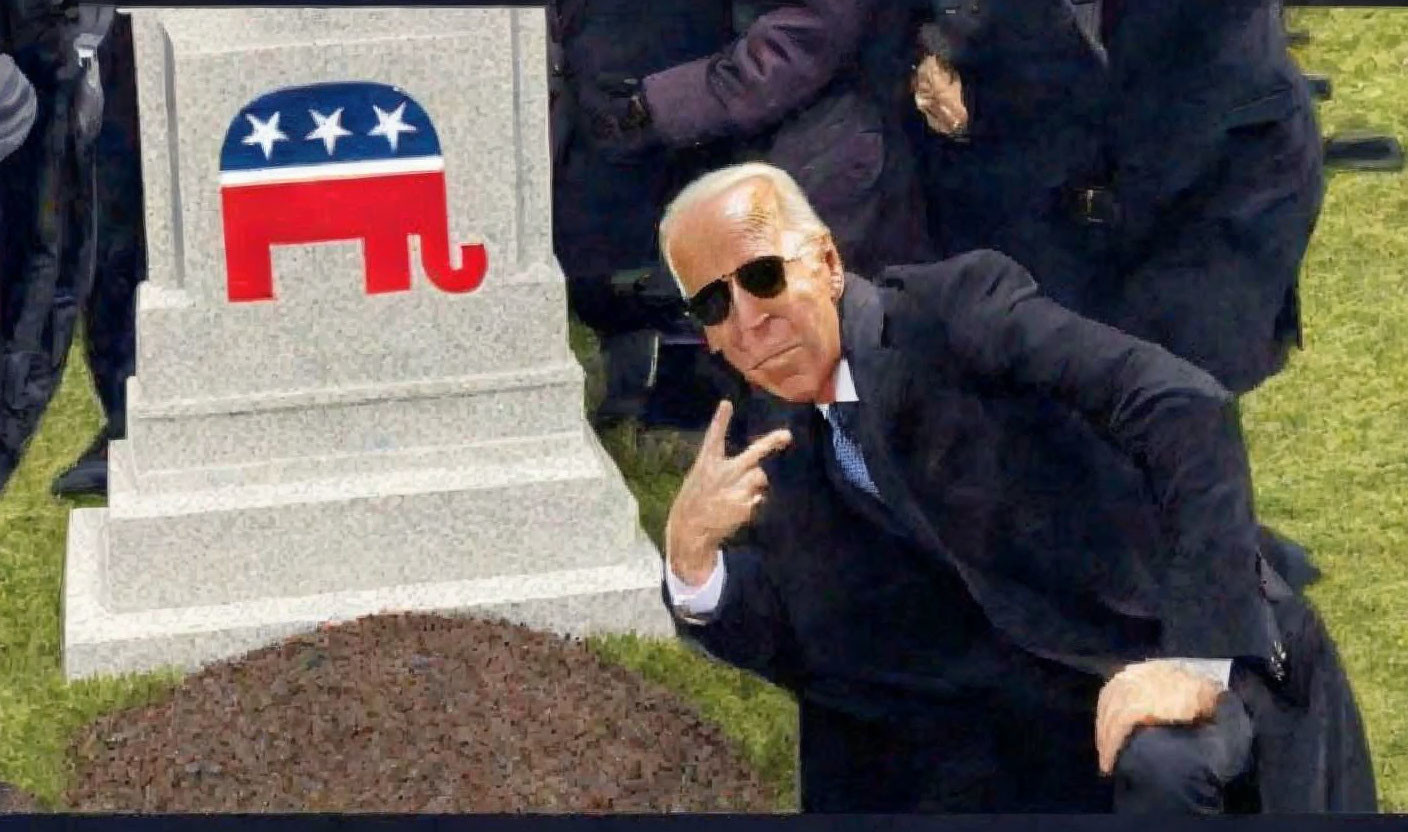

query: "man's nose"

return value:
[729, 280, 771, 330]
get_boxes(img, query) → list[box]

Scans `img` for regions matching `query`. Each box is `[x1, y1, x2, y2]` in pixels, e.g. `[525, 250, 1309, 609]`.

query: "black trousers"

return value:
[798, 668, 1257, 814]
[82, 11, 142, 440]
[0, 15, 101, 490]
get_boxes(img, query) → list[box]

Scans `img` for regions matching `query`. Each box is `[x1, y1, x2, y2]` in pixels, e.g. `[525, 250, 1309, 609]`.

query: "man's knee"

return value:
[1113, 693, 1255, 814]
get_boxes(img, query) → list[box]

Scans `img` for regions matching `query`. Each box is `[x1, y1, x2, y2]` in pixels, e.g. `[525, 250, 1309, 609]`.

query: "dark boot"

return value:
[639, 329, 718, 432]
[592, 330, 658, 429]
[51, 425, 110, 497]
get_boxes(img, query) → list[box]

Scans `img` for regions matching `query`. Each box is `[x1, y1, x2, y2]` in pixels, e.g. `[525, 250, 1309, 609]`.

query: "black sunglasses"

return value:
[685, 255, 789, 326]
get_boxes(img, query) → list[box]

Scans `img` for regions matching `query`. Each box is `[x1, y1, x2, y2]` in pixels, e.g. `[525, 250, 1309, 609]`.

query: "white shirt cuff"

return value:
[1170, 658, 1234, 688]
[664, 549, 727, 617]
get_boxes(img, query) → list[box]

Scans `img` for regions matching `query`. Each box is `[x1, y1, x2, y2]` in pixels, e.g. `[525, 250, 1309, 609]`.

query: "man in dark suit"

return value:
[910, 0, 1322, 396]
[655, 162, 1375, 813]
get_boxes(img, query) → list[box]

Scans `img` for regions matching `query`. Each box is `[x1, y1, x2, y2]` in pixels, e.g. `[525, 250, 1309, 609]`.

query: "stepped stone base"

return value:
[63, 508, 672, 681]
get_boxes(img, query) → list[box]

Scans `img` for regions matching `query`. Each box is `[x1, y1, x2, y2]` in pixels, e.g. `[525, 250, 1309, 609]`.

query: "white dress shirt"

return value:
[662, 358, 1231, 687]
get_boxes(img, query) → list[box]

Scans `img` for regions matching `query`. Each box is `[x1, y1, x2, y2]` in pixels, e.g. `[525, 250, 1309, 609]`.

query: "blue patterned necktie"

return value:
[823, 401, 881, 498]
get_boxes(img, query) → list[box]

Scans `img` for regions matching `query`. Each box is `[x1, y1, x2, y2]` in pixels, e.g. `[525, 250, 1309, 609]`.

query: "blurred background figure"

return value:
[0, 0, 113, 495]
[550, 0, 735, 431]
[578, 0, 935, 278]
[910, 0, 1323, 397]
[49, 10, 143, 497]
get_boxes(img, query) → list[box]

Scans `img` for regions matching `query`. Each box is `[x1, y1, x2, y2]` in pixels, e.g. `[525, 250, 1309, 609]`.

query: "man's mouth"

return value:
[751, 345, 800, 371]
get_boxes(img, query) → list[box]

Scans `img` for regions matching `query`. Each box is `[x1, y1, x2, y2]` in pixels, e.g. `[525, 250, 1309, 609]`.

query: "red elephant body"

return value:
[220, 167, 487, 302]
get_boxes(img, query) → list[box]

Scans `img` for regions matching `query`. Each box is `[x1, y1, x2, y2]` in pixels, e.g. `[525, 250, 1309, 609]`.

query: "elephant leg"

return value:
[363, 231, 412, 295]
[224, 238, 276, 302]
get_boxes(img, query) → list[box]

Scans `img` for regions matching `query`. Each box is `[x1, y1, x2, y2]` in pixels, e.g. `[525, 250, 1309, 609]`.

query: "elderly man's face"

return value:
[667, 179, 844, 403]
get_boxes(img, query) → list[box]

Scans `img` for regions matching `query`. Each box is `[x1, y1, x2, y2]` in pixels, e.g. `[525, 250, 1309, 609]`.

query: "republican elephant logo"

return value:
[217, 81, 487, 302]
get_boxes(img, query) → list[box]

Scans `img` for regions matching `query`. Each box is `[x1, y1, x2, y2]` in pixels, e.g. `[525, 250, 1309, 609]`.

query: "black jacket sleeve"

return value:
[661, 542, 805, 693]
[640, 0, 876, 147]
[884, 249, 1275, 663]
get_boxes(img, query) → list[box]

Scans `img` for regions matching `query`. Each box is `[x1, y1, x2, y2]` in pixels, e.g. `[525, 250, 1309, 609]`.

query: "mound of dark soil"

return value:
[66, 613, 779, 813]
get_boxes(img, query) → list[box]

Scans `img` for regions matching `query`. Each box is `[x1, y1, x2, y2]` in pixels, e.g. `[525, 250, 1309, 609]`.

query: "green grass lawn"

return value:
[1, 7, 1406, 813]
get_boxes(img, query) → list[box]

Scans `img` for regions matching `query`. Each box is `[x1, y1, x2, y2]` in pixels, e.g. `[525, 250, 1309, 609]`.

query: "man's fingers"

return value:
[742, 467, 770, 493]
[700, 399, 734, 459]
[727, 474, 770, 509]
[1095, 676, 1126, 733]
[1099, 707, 1162, 775]
[732, 428, 793, 470]
[1098, 723, 1128, 775]
[1095, 678, 1144, 775]
[1098, 702, 1136, 775]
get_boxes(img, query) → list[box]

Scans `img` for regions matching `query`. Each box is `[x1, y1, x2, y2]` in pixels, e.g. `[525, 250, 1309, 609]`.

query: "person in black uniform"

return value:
[0, 0, 110, 494]
[50, 10, 142, 497]
[581, 0, 935, 282]
[550, 0, 735, 429]
[909, 0, 1322, 397]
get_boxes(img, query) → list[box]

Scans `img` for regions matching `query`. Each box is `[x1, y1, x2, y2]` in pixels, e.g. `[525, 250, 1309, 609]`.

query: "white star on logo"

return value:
[241, 111, 287, 160]
[368, 102, 416, 152]
[305, 107, 352, 155]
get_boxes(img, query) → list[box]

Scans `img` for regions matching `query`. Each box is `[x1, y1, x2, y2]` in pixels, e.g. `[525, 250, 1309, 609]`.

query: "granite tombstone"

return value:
[62, 6, 670, 680]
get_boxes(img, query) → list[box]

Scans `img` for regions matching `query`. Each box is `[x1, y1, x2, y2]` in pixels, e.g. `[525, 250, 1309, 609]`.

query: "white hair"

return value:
[657, 162, 830, 297]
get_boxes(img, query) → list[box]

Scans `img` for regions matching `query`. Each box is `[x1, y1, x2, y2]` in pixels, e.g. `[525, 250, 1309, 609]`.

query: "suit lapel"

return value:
[837, 277, 950, 555]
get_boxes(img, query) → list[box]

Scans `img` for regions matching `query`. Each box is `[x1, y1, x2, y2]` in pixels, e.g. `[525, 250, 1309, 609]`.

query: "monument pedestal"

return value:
[62, 7, 671, 681]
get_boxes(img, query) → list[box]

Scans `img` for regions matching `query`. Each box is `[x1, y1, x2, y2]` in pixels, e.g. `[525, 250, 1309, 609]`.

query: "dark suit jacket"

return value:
[916, 0, 1323, 394]
[665, 252, 1373, 811]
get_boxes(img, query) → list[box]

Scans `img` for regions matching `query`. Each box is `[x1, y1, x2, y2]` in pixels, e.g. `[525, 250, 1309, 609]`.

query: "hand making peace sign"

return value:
[664, 400, 794, 586]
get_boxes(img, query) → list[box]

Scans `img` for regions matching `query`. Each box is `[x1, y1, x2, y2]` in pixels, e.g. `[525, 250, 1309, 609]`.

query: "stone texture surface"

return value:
[102, 456, 640, 612]
[62, 6, 669, 681]
[132, 257, 573, 405]
[122, 370, 585, 473]
[65, 509, 672, 681]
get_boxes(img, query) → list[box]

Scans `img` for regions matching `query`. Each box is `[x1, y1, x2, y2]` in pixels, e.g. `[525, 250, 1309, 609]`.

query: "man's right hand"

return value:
[665, 400, 793, 586]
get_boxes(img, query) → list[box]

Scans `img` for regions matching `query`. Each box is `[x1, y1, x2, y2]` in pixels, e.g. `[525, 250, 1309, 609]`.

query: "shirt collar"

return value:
[816, 358, 858, 417]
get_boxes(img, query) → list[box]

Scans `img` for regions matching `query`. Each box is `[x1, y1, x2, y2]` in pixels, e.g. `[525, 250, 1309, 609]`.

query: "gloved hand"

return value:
[576, 73, 663, 162]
